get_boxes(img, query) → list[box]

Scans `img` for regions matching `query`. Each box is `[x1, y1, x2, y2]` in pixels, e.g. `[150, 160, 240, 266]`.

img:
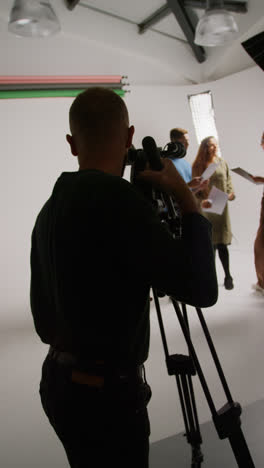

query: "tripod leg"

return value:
[153, 289, 204, 466]
[152, 289, 255, 467]
[178, 375, 202, 444]
[175, 302, 256, 467]
[176, 372, 203, 465]
[229, 428, 255, 468]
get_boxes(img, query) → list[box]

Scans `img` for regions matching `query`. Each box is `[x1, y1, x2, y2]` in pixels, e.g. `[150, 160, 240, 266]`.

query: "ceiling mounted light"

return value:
[194, 0, 239, 47]
[8, 0, 60, 38]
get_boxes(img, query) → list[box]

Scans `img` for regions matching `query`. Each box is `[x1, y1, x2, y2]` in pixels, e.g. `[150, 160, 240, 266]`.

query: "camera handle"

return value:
[151, 192, 255, 467]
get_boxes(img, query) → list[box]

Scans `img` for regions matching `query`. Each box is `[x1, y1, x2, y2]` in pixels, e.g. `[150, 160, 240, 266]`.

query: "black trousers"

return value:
[214, 243, 231, 278]
[40, 355, 152, 468]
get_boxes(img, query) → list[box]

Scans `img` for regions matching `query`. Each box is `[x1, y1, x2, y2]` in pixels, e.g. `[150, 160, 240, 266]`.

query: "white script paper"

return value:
[201, 162, 220, 181]
[231, 167, 263, 185]
[203, 186, 229, 215]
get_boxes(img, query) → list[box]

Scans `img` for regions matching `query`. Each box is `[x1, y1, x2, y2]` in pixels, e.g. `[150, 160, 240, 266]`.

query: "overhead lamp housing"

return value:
[194, 0, 239, 47]
[8, 0, 60, 38]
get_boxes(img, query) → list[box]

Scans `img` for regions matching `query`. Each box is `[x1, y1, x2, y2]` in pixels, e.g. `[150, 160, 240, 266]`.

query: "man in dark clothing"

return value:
[30, 88, 218, 468]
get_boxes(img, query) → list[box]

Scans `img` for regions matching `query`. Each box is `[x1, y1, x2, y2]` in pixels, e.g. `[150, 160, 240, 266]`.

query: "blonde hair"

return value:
[192, 136, 217, 177]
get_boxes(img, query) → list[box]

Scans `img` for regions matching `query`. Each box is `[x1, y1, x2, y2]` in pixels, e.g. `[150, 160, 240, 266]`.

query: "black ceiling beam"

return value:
[137, 0, 247, 35]
[183, 0, 248, 13]
[64, 0, 80, 10]
[138, 5, 171, 33]
[166, 0, 206, 63]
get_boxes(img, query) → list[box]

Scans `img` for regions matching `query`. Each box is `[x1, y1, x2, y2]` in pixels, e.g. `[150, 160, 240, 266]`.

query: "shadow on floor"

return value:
[150, 399, 263, 467]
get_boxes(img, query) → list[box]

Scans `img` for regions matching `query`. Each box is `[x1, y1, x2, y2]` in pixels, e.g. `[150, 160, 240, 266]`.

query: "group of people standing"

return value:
[169, 127, 235, 290]
[170, 128, 264, 294]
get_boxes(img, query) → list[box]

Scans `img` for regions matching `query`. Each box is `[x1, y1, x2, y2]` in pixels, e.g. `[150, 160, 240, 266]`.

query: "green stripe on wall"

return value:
[0, 89, 125, 99]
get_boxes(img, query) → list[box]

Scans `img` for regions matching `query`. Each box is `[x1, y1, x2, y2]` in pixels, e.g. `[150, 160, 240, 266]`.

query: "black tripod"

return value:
[152, 291, 203, 466]
[133, 136, 256, 466]
[152, 289, 255, 467]
[151, 193, 255, 467]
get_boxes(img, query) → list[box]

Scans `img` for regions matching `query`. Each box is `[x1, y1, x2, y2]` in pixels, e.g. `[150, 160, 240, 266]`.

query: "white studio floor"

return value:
[1, 246, 264, 467]
[147, 246, 264, 443]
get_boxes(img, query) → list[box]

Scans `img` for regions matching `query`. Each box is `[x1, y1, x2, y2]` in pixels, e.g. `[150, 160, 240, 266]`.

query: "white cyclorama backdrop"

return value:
[1, 66, 264, 464]
[2, 66, 263, 324]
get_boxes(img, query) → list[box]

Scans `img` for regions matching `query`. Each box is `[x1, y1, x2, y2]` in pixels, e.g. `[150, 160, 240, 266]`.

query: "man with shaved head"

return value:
[30, 88, 218, 468]
[67, 87, 132, 174]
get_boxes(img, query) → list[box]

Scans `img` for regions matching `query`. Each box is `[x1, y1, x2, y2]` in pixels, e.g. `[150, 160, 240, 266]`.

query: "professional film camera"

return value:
[127, 139, 186, 167]
[129, 136, 255, 468]
[127, 137, 185, 239]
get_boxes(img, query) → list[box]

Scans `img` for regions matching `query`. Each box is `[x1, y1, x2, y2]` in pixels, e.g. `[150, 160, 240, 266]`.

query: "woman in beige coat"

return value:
[192, 136, 235, 290]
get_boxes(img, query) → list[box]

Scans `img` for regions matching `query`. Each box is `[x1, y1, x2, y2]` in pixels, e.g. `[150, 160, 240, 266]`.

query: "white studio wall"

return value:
[126, 66, 264, 250]
[0, 3, 202, 87]
[1, 65, 264, 467]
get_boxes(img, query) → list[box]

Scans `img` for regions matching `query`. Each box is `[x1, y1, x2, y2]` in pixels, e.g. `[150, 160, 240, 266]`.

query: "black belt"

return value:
[48, 346, 90, 367]
[48, 346, 144, 381]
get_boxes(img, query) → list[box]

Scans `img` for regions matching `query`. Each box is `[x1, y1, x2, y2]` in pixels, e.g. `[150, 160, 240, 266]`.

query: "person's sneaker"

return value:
[252, 283, 264, 295]
[224, 276, 234, 290]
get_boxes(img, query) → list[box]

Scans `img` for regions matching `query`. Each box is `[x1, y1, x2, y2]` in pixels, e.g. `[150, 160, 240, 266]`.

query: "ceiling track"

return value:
[77, 2, 187, 44]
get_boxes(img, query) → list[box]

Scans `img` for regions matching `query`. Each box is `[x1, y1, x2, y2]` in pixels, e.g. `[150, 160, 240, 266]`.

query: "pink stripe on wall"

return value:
[0, 75, 123, 84]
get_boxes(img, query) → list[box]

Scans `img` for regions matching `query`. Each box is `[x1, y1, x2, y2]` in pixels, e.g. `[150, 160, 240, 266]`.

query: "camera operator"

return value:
[30, 88, 218, 468]
[170, 127, 207, 192]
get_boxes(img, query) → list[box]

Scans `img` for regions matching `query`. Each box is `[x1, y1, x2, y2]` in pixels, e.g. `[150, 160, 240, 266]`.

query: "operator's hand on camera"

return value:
[137, 158, 200, 214]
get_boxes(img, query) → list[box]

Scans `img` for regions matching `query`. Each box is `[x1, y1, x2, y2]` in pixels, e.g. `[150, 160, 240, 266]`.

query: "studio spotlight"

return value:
[8, 0, 60, 38]
[194, 0, 239, 47]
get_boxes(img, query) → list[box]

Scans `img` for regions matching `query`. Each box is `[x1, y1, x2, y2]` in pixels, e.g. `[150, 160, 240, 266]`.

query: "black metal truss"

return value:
[65, 0, 248, 63]
[167, 0, 205, 63]
[138, 0, 247, 63]
[64, 0, 80, 10]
